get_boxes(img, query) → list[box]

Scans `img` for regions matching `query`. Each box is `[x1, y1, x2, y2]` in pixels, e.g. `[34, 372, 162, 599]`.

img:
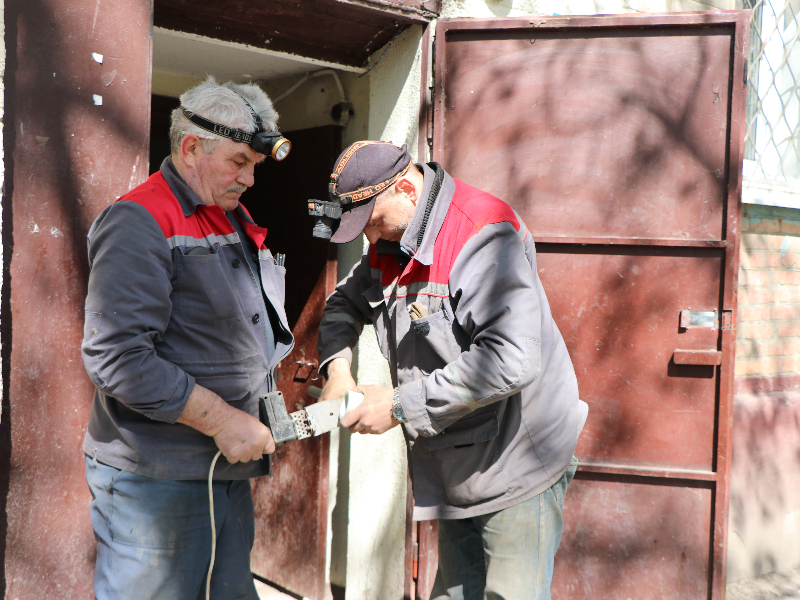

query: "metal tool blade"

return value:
[304, 397, 344, 436]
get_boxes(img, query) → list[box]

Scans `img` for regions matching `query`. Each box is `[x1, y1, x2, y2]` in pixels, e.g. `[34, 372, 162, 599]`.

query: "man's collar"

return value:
[398, 162, 453, 266]
[160, 156, 207, 217]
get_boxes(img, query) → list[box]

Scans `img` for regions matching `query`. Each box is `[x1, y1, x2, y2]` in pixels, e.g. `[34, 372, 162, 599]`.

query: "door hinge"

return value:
[721, 309, 734, 330]
[744, 58, 748, 85]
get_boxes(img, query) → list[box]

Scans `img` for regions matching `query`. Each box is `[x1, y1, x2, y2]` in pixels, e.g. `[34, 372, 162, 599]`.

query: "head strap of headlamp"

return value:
[329, 141, 411, 207]
[181, 91, 280, 148]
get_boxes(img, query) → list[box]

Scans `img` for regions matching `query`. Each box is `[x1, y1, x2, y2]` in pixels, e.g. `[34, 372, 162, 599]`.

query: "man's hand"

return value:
[341, 384, 399, 435]
[320, 357, 357, 401]
[209, 409, 276, 463]
[177, 384, 275, 463]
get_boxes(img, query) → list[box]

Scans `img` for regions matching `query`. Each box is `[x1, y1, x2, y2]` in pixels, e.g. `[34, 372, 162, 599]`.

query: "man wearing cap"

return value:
[81, 77, 293, 599]
[316, 141, 588, 599]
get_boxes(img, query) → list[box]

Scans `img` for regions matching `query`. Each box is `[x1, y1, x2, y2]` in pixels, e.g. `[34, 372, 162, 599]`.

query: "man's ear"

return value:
[181, 135, 202, 168]
[396, 177, 418, 206]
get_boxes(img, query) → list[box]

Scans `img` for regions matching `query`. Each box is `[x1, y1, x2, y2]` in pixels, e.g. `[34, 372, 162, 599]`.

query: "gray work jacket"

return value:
[81, 159, 293, 480]
[319, 163, 588, 519]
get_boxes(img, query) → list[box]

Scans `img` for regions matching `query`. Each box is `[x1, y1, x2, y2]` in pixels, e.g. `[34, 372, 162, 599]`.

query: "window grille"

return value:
[744, 0, 800, 183]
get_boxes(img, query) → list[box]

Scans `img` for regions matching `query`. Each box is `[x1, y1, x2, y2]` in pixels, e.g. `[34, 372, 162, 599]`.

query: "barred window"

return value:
[743, 0, 800, 208]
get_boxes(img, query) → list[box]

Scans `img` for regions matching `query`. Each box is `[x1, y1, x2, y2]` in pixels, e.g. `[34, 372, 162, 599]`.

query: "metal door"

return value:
[430, 12, 746, 599]
[2, 0, 153, 597]
[246, 125, 342, 600]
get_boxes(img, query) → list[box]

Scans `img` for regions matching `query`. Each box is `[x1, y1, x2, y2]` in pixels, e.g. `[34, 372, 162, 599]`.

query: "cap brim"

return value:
[330, 197, 377, 243]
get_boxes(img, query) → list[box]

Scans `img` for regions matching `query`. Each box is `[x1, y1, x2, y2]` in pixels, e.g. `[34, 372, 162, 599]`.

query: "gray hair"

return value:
[169, 75, 279, 155]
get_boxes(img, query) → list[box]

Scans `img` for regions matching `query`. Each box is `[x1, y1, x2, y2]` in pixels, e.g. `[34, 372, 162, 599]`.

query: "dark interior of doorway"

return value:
[150, 94, 341, 330]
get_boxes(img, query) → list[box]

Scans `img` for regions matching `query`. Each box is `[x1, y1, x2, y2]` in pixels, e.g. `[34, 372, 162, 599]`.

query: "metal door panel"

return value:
[3, 0, 154, 597]
[250, 261, 334, 599]
[431, 12, 747, 599]
[246, 125, 341, 600]
[439, 26, 732, 242]
[537, 248, 722, 471]
[555, 478, 713, 600]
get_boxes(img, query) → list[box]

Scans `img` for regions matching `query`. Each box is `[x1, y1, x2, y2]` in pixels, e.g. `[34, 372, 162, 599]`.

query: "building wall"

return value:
[339, 24, 424, 600]
[728, 203, 800, 581]
[4, 1, 793, 597]
[438, 0, 735, 18]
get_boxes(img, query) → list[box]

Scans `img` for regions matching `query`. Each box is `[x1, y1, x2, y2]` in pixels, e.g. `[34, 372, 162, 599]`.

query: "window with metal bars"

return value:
[743, 0, 800, 206]
[744, 0, 800, 176]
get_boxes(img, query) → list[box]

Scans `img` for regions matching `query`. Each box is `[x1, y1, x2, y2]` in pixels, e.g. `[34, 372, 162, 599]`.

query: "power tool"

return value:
[258, 386, 364, 446]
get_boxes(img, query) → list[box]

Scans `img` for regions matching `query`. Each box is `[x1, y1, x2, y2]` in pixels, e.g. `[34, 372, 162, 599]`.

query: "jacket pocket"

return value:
[422, 410, 512, 506]
[259, 256, 287, 309]
[174, 246, 242, 324]
[408, 310, 463, 375]
[193, 373, 252, 407]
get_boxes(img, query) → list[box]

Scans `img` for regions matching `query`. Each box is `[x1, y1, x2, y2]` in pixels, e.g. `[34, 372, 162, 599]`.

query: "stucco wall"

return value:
[338, 24, 424, 600]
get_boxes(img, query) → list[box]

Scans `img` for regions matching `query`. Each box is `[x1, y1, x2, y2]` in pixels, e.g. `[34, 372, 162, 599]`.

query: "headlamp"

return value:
[308, 141, 411, 240]
[308, 200, 343, 239]
[181, 92, 291, 161]
[251, 131, 292, 161]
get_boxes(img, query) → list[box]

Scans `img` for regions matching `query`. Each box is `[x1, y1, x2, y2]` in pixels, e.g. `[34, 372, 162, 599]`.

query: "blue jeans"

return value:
[85, 457, 259, 600]
[431, 457, 578, 600]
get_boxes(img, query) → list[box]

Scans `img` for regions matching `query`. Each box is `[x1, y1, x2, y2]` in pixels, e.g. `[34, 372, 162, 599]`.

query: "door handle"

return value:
[295, 360, 320, 381]
[673, 350, 722, 365]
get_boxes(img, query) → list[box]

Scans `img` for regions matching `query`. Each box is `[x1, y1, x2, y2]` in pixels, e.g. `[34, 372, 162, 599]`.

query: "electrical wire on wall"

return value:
[272, 69, 354, 127]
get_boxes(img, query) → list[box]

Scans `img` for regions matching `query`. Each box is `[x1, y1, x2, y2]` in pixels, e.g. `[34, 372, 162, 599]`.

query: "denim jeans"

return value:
[85, 456, 259, 600]
[431, 457, 578, 600]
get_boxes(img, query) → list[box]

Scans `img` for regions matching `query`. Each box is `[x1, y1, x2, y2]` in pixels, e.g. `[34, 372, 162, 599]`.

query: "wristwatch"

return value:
[391, 387, 408, 423]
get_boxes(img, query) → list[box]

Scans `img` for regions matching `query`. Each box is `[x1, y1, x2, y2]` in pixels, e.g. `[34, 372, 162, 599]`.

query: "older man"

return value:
[81, 77, 293, 600]
[317, 141, 588, 600]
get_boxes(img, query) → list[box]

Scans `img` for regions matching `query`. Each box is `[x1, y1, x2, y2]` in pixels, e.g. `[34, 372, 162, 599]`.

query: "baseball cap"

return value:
[328, 141, 412, 243]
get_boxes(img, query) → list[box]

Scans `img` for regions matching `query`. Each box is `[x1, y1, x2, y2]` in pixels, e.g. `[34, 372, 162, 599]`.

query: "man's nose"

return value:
[364, 228, 380, 245]
[238, 165, 255, 187]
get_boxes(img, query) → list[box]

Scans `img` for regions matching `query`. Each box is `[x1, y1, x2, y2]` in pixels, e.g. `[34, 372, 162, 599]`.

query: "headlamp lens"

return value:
[272, 139, 291, 162]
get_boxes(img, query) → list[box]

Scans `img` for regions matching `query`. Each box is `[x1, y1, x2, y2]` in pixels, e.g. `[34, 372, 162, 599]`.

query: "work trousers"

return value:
[85, 456, 259, 600]
[431, 457, 578, 600]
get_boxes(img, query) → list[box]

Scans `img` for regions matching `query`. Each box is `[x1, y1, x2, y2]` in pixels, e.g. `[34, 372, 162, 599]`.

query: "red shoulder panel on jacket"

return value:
[118, 171, 235, 240]
[371, 179, 524, 290]
[450, 180, 520, 231]
[425, 180, 521, 280]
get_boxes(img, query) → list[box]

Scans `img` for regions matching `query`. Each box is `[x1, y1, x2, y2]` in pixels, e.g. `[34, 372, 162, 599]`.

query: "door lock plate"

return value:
[680, 310, 717, 329]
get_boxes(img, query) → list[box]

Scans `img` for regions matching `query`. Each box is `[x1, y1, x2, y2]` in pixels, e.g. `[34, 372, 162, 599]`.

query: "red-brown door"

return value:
[430, 12, 746, 599]
[246, 125, 342, 600]
[3, 0, 153, 597]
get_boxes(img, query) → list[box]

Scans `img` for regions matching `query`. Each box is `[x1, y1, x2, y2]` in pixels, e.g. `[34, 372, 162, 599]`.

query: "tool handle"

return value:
[308, 386, 323, 399]
[339, 391, 365, 421]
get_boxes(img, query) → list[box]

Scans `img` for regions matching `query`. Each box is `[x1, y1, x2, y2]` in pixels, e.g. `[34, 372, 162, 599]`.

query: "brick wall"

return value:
[736, 204, 800, 381]
[727, 203, 800, 582]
